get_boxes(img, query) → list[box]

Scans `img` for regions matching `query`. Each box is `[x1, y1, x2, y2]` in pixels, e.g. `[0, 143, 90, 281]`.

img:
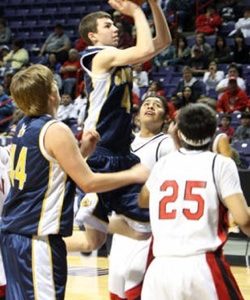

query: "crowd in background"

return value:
[0, 0, 249, 165]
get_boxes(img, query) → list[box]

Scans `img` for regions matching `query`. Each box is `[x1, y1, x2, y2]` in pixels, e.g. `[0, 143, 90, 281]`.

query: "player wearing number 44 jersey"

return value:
[0, 64, 148, 300]
[139, 103, 250, 300]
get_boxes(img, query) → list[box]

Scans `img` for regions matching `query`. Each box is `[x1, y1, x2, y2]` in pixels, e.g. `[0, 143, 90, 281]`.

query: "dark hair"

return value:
[215, 35, 227, 51]
[220, 113, 232, 122]
[241, 112, 250, 120]
[177, 103, 217, 149]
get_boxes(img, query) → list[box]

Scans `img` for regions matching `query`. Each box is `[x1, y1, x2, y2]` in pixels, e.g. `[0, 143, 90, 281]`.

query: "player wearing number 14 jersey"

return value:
[139, 103, 250, 300]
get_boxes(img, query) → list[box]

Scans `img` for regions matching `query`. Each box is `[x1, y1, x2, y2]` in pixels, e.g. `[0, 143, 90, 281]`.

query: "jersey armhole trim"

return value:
[156, 136, 169, 161]
[39, 120, 58, 162]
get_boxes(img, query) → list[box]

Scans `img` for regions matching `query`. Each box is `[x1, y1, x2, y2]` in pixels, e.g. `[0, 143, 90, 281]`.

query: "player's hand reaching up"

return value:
[108, 0, 140, 17]
[80, 130, 100, 158]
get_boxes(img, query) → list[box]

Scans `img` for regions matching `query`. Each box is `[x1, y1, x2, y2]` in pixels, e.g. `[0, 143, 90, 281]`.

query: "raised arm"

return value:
[148, 0, 172, 54]
[93, 0, 155, 72]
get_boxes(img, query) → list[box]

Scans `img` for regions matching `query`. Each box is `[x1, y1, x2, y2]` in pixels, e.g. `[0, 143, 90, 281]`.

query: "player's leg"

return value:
[0, 251, 6, 300]
[64, 226, 106, 252]
[0, 233, 67, 300]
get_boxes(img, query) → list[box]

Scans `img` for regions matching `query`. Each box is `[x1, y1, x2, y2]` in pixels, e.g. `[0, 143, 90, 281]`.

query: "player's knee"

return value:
[86, 232, 107, 251]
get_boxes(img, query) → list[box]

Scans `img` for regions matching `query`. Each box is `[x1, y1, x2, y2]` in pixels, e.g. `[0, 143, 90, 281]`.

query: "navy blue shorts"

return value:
[85, 147, 149, 224]
[0, 232, 67, 300]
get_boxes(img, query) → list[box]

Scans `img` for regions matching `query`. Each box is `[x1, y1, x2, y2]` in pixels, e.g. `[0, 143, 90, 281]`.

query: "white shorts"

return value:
[109, 234, 152, 299]
[141, 253, 244, 300]
[0, 249, 6, 286]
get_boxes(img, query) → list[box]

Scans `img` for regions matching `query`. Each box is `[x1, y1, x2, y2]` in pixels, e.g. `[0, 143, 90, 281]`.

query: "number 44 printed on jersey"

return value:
[9, 145, 27, 190]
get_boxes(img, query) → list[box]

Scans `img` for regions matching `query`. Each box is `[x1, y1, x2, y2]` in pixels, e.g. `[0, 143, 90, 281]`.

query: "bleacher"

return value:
[0, 0, 250, 159]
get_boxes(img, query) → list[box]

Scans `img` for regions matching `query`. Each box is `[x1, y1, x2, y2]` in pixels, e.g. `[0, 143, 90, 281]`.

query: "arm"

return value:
[45, 122, 149, 193]
[147, 0, 172, 55]
[217, 134, 233, 157]
[224, 193, 250, 236]
[138, 184, 150, 208]
[93, 0, 154, 72]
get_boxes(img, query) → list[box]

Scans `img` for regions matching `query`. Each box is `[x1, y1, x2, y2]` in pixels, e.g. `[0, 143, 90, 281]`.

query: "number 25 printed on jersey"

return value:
[159, 180, 207, 220]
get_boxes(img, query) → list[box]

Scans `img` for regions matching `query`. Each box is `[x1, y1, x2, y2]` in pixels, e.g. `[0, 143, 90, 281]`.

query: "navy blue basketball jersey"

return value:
[1, 115, 75, 237]
[80, 46, 134, 153]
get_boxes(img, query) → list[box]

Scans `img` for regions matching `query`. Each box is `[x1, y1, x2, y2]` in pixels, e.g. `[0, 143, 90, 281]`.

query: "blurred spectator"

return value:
[60, 48, 81, 97]
[216, 63, 246, 94]
[116, 22, 134, 49]
[142, 80, 166, 100]
[216, 76, 249, 113]
[232, 112, 250, 141]
[195, 5, 222, 35]
[166, 0, 195, 32]
[0, 19, 11, 46]
[6, 107, 24, 137]
[153, 41, 176, 68]
[230, 7, 250, 38]
[168, 35, 191, 66]
[46, 53, 61, 74]
[73, 85, 88, 129]
[2, 71, 14, 95]
[230, 31, 250, 64]
[203, 61, 224, 93]
[0, 45, 10, 77]
[39, 23, 71, 64]
[1, 39, 29, 73]
[217, 113, 235, 141]
[57, 93, 78, 132]
[74, 37, 87, 52]
[174, 66, 205, 101]
[172, 86, 196, 109]
[191, 33, 213, 59]
[211, 35, 232, 64]
[45, 53, 62, 92]
[216, 0, 237, 23]
[0, 84, 14, 133]
[188, 47, 209, 77]
[133, 63, 149, 89]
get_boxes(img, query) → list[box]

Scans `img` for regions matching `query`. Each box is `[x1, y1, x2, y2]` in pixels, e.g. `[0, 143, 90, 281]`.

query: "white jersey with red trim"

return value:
[146, 148, 242, 257]
[109, 133, 176, 299]
[0, 146, 11, 288]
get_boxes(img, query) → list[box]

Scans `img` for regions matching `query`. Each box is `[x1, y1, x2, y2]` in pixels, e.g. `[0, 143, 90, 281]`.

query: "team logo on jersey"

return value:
[17, 124, 27, 137]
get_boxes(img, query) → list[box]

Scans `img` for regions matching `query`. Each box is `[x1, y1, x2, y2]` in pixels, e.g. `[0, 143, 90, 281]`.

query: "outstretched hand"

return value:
[80, 130, 100, 158]
[108, 0, 140, 17]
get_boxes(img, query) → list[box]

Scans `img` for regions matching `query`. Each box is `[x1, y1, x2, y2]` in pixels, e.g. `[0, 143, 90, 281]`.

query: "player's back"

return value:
[147, 149, 230, 257]
[1, 115, 75, 237]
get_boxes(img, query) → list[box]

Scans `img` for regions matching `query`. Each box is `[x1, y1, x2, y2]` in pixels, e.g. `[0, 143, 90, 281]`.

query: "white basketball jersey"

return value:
[0, 146, 10, 287]
[131, 133, 176, 169]
[0, 147, 10, 216]
[146, 148, 242, 257]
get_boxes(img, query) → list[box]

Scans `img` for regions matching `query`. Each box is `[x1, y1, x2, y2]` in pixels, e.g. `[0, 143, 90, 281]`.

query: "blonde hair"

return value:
[10, 64, 54, 116]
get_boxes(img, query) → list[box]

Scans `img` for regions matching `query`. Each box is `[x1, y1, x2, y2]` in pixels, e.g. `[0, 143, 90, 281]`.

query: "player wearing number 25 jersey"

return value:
[139, 103, 250, 300]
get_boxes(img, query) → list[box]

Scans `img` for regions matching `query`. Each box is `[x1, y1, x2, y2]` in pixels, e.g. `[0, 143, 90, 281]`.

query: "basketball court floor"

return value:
[65, 236, 250, 300]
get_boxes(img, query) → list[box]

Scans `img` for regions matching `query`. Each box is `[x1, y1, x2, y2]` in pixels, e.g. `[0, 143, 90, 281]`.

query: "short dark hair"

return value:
[241, 112, 250, 120]
[177, 103, 217, 149]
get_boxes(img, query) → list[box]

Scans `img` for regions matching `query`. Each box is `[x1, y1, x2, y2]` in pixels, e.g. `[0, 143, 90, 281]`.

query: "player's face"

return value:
[140, 97, 166, 125]
[94, 18, 119, 46]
